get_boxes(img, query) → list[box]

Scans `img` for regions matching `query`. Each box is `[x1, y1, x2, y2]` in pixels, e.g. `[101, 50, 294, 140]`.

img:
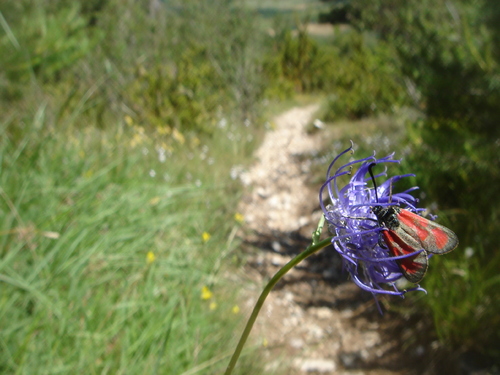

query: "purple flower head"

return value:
[320, 144, 427, 299]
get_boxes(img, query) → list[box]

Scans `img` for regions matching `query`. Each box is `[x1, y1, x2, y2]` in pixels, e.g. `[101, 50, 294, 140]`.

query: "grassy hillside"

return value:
[0, 1, 270, 373]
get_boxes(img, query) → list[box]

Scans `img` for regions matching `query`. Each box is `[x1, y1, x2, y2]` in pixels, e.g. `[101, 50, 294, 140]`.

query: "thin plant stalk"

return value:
[224, 216, 332, 374]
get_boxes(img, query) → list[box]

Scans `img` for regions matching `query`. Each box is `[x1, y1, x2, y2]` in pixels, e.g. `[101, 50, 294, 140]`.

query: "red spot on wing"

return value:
[382, 230, 415, 256]
[397, 210, 429, 232]
[396, 209, 459, 254]
[431, 227, 449, 250]
[412, 222, 430, 242]
[382, 229, 427, 283]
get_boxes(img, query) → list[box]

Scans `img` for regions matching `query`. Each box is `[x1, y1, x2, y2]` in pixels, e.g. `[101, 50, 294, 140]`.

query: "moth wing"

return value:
[398, 209, 459, 255]
[382, 229, 428, 284]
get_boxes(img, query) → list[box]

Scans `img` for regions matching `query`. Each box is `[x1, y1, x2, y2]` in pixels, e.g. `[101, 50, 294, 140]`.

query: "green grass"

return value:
[0, 106, 266, 374]
[0, 2, 276, 373]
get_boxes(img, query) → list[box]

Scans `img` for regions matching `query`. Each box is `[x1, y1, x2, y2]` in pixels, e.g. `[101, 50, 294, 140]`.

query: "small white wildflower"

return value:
[218, 118, 228, 129]
[158, 147, 166, 163]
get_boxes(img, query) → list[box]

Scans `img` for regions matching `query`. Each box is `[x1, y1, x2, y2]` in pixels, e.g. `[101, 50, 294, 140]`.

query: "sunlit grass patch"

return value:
[0, 110, 265, 374]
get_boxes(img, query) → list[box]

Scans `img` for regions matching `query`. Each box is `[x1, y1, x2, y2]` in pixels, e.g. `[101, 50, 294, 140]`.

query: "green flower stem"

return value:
[224, 223, 333, 374]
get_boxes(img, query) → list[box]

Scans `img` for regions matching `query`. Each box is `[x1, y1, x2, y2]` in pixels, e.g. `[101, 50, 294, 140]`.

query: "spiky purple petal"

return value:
[320, 144, 427, 300]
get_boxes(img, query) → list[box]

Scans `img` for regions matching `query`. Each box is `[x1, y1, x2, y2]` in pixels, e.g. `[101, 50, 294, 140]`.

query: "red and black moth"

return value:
[368, 164, 459, 283]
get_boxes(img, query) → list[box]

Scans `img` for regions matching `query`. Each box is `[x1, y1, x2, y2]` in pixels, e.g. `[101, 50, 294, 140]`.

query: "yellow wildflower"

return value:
[124, 115, 134, 126]
[232, 305, 240, 314]
[209, 302, 217, 311]
[262, 338, 268, 347]
[201, 286, 213, 300]
[202, 232, 211, 243]
[172, 128, 185, 144]
[234, 213, 244, 223]
[146, 251, 156, 264]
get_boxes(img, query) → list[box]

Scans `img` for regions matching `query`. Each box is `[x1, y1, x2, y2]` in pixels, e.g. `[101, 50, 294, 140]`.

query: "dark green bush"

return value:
[125, 46, 223, 134]
[279, 27, 332, 92]
[323, 31, 409, 120]
[264, 25, 336, 95]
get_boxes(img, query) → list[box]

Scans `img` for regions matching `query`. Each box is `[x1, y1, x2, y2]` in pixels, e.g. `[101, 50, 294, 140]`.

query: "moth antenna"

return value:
[344, 215, 378, 223]
[367, 163, 379, 203]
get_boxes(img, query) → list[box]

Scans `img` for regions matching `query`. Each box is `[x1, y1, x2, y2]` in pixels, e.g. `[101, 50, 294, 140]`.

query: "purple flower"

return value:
[320, 144, 427, 299]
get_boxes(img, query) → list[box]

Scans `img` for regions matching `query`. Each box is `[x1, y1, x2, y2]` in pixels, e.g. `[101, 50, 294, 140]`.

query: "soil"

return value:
[235, 105, 456, 375]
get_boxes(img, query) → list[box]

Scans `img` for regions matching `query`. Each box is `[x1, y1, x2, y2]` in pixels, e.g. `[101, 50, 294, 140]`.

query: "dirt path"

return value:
[235, 105, 426, 375]
[239, 104, 321, 235]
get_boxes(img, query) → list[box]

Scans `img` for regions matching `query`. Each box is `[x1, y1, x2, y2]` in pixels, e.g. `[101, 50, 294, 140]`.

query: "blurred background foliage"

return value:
[318, 0, 500, 365]
[1, 0, 499, 373]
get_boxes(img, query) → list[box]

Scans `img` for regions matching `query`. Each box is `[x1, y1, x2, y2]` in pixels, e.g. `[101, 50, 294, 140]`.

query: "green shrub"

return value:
[279, 26, 333, 92]
[323, 31, 409, 120]
[262, 23, 337, 96]
[125, 46, 224, 135]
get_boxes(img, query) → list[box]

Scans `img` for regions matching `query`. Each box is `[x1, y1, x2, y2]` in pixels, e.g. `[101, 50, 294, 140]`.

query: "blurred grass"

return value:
[0, 103, 268, 373]
[0, 1, 284, 372]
